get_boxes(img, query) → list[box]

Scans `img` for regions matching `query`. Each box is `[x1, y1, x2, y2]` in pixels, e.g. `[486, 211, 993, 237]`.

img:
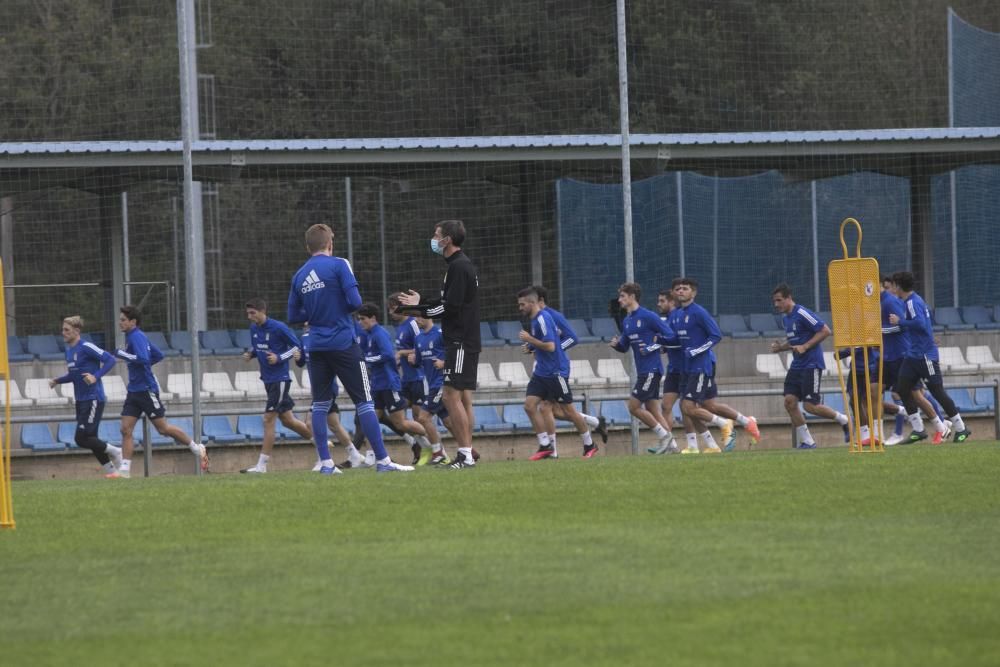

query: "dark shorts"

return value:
[883, 358, 903, 393]
[121, 390, 166, 420]
[898, 356, 944, 390]
[682, 371, 718, 403]
[307, 345, 372, 406]
[373, 389, 407, 413]
[443, 343, 478, 391]
[784, 368, 823, 404]
[75, 399, 105, 437]
[264, 381, 295, 414]
[662, 372, 683, 396]
[526, 374, 574, 404]
[401, 380, 426, 407]
[631, 373, 662, 402]
[418, 385, 449, 418]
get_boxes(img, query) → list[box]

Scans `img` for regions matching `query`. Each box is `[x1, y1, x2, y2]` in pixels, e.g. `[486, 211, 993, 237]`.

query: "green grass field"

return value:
[3, 444, 999, 667]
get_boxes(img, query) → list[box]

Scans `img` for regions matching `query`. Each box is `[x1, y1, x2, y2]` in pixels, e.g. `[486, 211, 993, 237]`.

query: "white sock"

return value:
[537, 433, 550, 447]
[458, 446, 475, 463]
[581, 431, 593, 446]
[700, 431, 718, 449]
[931, 417, 946, 433]
[796, 424, 814, 445]
[121, 459, 132, 471]
[403, 433, 416, 446]
[653, 424, 668, 438]
[952, 414, 966, 431]
[735, 413, 750, 427]
[377, 456, 391, 465]
[581, 413, 599, 428]
[432, 442, 443, 453]
[321, 458, 335, 467]
[104, 443, 121, 456]
[548, 434, 557, 455]
[685, 433, 698, 449]
[257, 454, 270, 469]
[187, 440, 202, 454]
[834, 412, 849, 426]
[908, 412, 925, 432]
[708, 415, 726, 428]
[860, 425, 870, 441]
[416, 435, 431, 448]
[346, 444, 360, 457]
[101, 461, 116, 474]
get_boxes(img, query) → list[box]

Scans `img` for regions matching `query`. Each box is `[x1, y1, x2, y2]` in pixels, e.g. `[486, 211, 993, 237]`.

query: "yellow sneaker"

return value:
[417, 446, 433, 466]
[719, 419, 734, 444]
[703, 446, 722, 454]
[681, 446, 700, 454]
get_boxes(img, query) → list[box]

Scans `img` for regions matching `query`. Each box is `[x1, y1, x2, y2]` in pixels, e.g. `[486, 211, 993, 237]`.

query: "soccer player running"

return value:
[240, 298, 316, 474]
[398, 220, 481, 470]
[769, 284, 850, 449]
[518, 287, 599, 460]
[115, 305, 209, 476]
[388, 292, 432, 464]
[888, 271, 971, 443]
[50, 315, 122, 477]
[670, 278, 760, 453]
[608, 282, 678, 454]
[356, 303, 433, 455]
[525, 285, 608, 445]
[412, 315, 453, 465]
[287, 224, 412, 474]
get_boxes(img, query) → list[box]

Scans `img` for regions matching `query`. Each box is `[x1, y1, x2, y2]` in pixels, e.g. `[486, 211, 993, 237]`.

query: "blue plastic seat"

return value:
[599, 400, 633, 427]
[748, 313, 785, 337]
[479, 322, 505, 347]
[169, 331, 194, 355]
[946, 388, 983, 414]
[26, 335, 64, 361]
[718, 314, 758, 339]
[21, 424, 64, 451]
[146, 331, 180, 357]
[934, 307, 973, 331]
[961, 306, 1000, 330]
[276, 417, 308, 440]
[57, 422, 78, 448]
[566, 319, 601, 344]
[6, 335, 35, 362]
[237, 415, 266, 440]
[98, 420, 125, 446]
[201, 330, 243, 356]
[171, 417, 195, 444]
[974, 387, 996, 411]
[232, 329, 252, 350]
[339, 410, 357, 435]
[474, 405, 509, 432]
[503, 404, 534, 431]
[494, 320, 524, 345]
[589, 317, 619, 341]
[203, 415, 247, 443]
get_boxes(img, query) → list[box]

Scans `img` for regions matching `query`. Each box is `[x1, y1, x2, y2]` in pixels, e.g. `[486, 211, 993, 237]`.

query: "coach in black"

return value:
[400, 219, 481, 469]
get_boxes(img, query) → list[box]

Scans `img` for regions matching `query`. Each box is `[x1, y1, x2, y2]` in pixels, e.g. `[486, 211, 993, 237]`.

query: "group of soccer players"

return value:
[48, 218, 975, 480]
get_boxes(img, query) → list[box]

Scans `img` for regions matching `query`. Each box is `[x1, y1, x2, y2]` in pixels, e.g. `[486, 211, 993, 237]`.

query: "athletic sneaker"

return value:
[884, 433, 905, 446]
[530, 444, 556, 461]
[107, 446, 123, 471]
[797, 442, 817, 449]
[906, 430, 929, 444]
[722, 433, 737, 452]
[105, 471, 122, 479]
[719, 419, 734, 446]
[319, 465, 343, 476]
[118, 468, 131, 479]
[429, 451, 451, 466]
[195, 443, 210, 472]
[841, 423, 851, 443]
[447, 451, 476, 469]
[646, 432, 678, 455]
[953, 428, 972, 443]
[681, 446, 700, 455]
[363, 450, 377, 468]
[417, 447, 433, 466]
[376, 460, 415, 473]
[582, 443, 598, 459]
[311, 460, 323, 472]
[931, 420, 953, 445]
[240, 465, 265, 474]
[745, 416, 761, 445]
[593, 417, 609, 445]
[702, 446, 722, 454]
[347, 449, 366, 469]
[410, 443, 422, 466]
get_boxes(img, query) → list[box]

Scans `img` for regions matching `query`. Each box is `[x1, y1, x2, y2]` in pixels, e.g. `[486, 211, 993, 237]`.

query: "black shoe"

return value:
[410, 443, 422, 466]
[339, 459, 352, 469]
[594, 416, 608, 445]
[448, 452, 475, 469]
[906, 430, 928, 444]
[841, 423, 851, 443]
[953, 428, 972, 443]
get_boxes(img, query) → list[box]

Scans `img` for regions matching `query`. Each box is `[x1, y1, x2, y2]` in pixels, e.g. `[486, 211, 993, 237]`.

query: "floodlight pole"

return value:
[616, 0, 639, 456]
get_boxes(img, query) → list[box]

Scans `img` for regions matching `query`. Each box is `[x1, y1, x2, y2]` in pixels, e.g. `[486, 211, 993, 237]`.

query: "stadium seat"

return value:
[0, 380, 34, 408]
[946, 388, 984, 414]
[569, 359, 608, 387]
[598, 400, 633, 427]
[57, 422, 77, 448]
[201, 330, 243, 356]
[479, 322, 505, 348]
[98, 420, 125, 447]
[589, 317, 620, 341]
[596, 358, 629, 385]
[755, 353, 786, 379]
[167, 373, 211, 399]
[6, 336, 35, 362]
[960, 306, 1000, 331]
[494, 320, 524, 344]
[237, 415, 266, 440]
[566, 319, 601, 344]
[477, 363, 510, 390]
[502, 404, 534, 431]
[231, 329, 252, 350]
[23, 378, 70, 406]
[202, 416, 247, 444]
[933, 307, 973, 331]
[974, 387, 997, 411]
[170, 417, 195, 442]
[276, 418, 307, 440]
[339, 410, 357, 435]
[146, 331, 181, 357]
[26, 335, 64, 361]
[168, 331, 194, 355]
[21, 424, 64, 451]
[718, 314, 757, 339]
[497, 361, 530, 389]
[102, 375, 129, 403]
[202, 372, 246, 399]
[965, 346, 1000, 372]
[473, 405, 508, 432]
[938, 347, 978, 373]
[748, 313, 785, 337]
[233, 371, 268, 397]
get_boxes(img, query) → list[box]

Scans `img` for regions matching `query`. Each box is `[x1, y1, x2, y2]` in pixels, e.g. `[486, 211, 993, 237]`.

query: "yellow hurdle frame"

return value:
[0, 259, 15, 527]
[827, 219, 884, 454]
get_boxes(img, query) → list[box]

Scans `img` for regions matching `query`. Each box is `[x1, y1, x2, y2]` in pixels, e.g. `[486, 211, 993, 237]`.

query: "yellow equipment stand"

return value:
[0, 260, 15, 527]
[828, 218, 884, 454]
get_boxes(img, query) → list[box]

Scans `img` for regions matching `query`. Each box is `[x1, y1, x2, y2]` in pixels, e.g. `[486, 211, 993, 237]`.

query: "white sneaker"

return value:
[941, 419, 953, 439]
[348, 450, 366, 468]
[884, 433, 905, 446]
[119, 467, 131, 479]
[646, 433, 679, 455]
[376, 460, 415, 473]
[194, 443, 209, 471]
[241, 465, 265, 474]
[311, 460, 323, 472]
[107, 445, 123, 471]
[360, 450, 376, 468]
